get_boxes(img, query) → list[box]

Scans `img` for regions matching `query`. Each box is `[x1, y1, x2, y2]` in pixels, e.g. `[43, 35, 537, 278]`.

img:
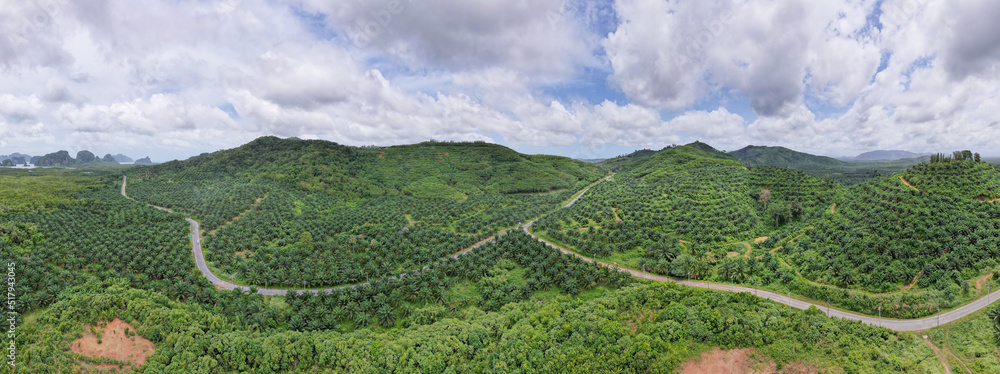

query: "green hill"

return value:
[616, 142, 740, 180]
[729, 145, 846, 167]
[534, 142, 840, 279]
[901, 160, 1000, 200]
[598, 148, 657, 171]
[144, 136, 605, 199]
[782, 162, 1000, 297]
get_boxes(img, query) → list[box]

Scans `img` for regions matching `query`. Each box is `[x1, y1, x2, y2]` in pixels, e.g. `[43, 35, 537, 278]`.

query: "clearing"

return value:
[678, 347, 816, 374]
[974, 273, 993, 291]
[921, 335, 952, 374]
[611, 207, 622, 222]
[899, 176, 919, 191]
[974, 195, 998, 203]
[901, 271, 923, 291]
[71, 318, 155, 371]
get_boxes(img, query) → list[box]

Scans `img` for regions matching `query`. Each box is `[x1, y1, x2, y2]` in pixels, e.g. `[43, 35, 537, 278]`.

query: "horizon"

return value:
[3, 1, 1000, 161]
[4, 137, 993, 164]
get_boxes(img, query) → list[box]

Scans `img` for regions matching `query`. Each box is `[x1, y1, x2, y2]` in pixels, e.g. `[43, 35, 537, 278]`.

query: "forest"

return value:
[1, 138, 999, 372]
[532, 144, 1000, 321]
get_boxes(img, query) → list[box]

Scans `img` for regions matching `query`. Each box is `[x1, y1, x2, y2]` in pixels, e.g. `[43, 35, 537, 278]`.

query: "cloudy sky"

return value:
[2, 0, 1000, 161]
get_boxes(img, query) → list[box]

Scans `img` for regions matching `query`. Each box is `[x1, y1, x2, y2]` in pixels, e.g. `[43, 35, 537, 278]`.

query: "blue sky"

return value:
[2, 0, 1000, 160]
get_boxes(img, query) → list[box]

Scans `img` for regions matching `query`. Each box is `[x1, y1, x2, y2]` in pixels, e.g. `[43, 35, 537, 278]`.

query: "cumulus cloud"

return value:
[299, 0, 601, 77]
[605, 0, 883, 116]
[943, 0, 1000, 79]
[2, 0, 1000, 160]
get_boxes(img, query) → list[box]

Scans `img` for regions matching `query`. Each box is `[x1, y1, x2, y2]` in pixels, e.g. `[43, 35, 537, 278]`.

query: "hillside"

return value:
[597, 148, 657, 171]
[855, 150, 928, 161]
[618, 141, 739, 180]
[533, 143, 841, 281]
[33, 150, 77, 166]
[901, 160, 1000, 200]
[0, 142, 984, 372]
[729, 145, 846, 167]
[142, 136, 605, 198]
[781, 162, 1000, 298]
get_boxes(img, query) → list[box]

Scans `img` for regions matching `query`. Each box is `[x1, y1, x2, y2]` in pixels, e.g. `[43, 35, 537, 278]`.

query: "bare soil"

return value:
[921, 335, 953, 374]
[611, 207, 622, 222]
[754, 237, 769, 244]
[71, 318, 155, 371]
[829, 203, 837, 214]
[902, 271, 923, 291]
[899, 176, 919, 191]
[974, 273, 993, 291]
[974, 195, 998, 203]
[679, 347, 816, 374]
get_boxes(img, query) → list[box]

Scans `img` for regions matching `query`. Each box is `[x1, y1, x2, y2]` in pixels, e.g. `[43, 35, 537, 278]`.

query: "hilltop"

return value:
[901, 160, 1000, 200]
[729, 145, 846, 167]
[141, 136, 605, 199]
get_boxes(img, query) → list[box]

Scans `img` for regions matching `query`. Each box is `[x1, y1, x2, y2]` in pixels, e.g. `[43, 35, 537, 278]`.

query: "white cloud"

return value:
[3, 0, 1000, 160]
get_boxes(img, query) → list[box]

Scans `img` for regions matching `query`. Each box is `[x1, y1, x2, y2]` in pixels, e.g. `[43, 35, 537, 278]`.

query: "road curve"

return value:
[124, 175, 1000, 331]
[123, 176, 494, 295]
[521, 180, 1000, 332]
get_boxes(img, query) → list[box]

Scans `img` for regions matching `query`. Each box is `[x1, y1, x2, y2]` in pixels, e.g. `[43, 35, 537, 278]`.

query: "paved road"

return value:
[125, 175, 1000, 331]
[122, 176, 496, 295]
[521, 178, 1000, 332]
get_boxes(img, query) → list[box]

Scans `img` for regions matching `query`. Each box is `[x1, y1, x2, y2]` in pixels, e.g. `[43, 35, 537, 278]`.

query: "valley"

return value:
[2, 137, 999, 373]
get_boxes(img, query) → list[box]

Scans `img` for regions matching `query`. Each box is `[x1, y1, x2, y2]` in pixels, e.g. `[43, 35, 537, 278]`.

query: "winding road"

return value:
[123, 175, 1000, 332]
[122, 176, 493, 295]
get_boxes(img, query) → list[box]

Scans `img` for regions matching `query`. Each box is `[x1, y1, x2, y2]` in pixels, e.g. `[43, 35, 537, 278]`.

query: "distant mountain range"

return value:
[1, 150, 139, 166]
[849, 150, 931, 161]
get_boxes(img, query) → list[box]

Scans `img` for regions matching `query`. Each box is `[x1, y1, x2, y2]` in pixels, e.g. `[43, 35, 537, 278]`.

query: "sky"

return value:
[2, 0, 1000, 161]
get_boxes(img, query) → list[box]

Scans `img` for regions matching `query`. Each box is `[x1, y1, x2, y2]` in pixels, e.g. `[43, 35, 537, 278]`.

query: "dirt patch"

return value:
[71, 318, 155, 371]
[611, 207, 622, 222]
[753, 237, 769, 245]
[975, 273, 993, 291]
[829, 203, 837, 214]
[678, 347, 815, 374]
[899, 176, 919, 191]
[974, 195, 998, 203]
[736, 243, 752, 257]
[902, 271, 923, 291]
[921, 335, 953, 374]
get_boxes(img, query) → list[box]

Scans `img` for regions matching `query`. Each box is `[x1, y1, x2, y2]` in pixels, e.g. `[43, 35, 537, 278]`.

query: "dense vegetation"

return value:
[921, 301, 1000, 373]
[534, 144, 836, 282]
[18, 278, 940, 373]
[128, 176, 582, 288]
[903, 160, 1000, 200]
[729, 145, 847, 168]
[5, 138, 1000, 372]
[529, 144, 1000, 319]
[119, 137, 607, 288]
[2, 186, 212, 314]
[0, 168, 106, 213]
[142, 137, 605, 199]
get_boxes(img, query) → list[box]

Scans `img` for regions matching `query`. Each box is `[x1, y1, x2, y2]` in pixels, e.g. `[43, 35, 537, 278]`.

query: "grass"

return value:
[0, 168, 107, 213]
[926, 299, 1000, 373]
